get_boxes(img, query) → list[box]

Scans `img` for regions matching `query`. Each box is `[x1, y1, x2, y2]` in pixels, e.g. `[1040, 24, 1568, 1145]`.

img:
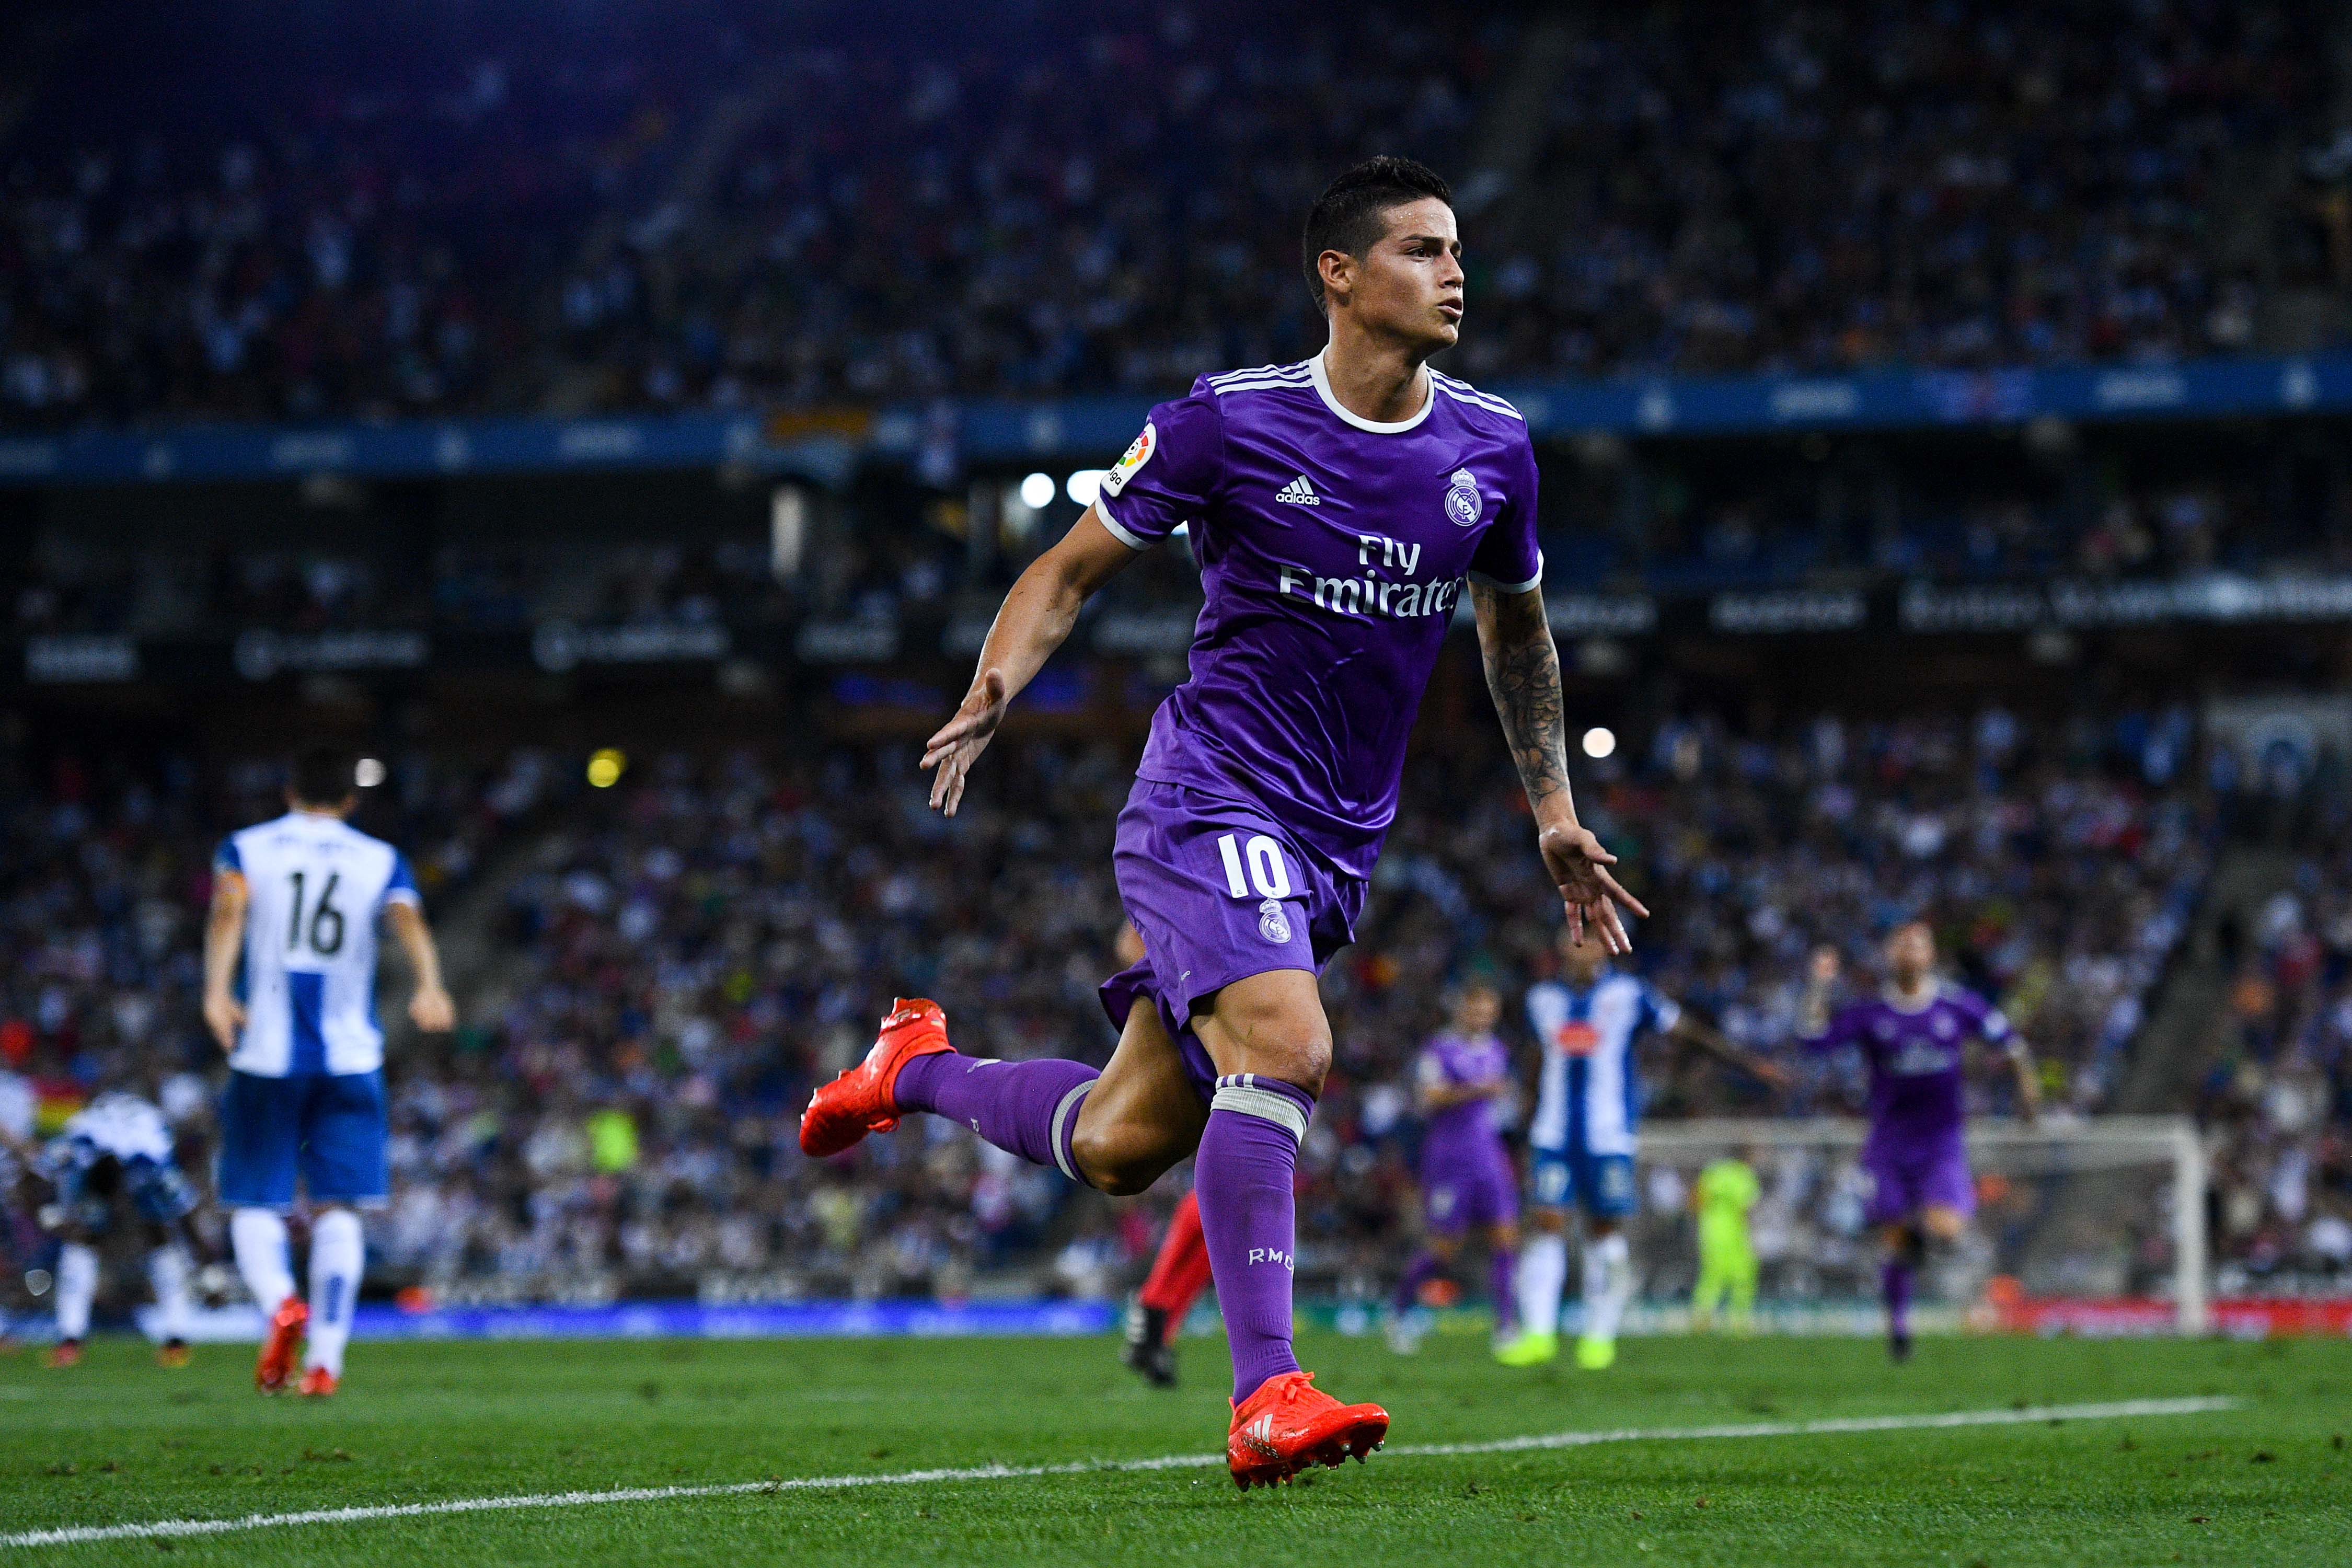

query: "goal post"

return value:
[1631, 1116, 2209, 1335]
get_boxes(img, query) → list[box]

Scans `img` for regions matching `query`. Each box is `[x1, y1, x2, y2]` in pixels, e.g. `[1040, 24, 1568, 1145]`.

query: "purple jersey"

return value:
[1095, 353, 1541, 879]
[1805, 982, 2013, 1150]
[1414, 1030, 1512, 1172]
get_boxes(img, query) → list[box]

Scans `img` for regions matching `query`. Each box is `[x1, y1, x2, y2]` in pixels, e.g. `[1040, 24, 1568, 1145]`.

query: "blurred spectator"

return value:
[2, 1, 2336, 425]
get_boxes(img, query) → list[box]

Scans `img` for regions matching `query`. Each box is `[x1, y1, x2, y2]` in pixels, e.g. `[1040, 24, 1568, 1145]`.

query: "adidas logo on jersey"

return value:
[1274, 474, 1320, 506]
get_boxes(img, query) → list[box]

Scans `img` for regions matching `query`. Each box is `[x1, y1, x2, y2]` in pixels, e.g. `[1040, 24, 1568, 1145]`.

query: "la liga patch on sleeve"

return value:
[1100, 420, 1155, 498]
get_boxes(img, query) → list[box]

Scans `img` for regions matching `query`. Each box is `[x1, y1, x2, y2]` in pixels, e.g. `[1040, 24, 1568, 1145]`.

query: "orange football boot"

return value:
[1225, 1370, 1389, 1490]
[298, 1367, 338, 1398]
[45, 1338, 83, 1370]
[255, 1296, 308, 1393]
[798, 999, 954, 1157]
[156, 1339, 192, 1369]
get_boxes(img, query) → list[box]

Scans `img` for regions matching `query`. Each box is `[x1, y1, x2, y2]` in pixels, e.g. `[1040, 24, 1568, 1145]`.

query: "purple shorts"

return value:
[1422, 1149, 1518, 1236]
[1863, 1137, 1975, 1226]
[1098, 781, 1366, 1102]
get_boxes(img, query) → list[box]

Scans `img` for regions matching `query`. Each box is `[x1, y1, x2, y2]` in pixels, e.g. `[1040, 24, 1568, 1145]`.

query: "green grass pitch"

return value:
[1, 1330, 2345, 1565]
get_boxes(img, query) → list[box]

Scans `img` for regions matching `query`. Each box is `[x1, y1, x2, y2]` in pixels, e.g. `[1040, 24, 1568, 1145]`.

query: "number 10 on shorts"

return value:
[1216, 833, 1293, 900]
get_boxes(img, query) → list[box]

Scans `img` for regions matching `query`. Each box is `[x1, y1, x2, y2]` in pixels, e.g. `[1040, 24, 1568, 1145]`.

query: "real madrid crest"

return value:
[1445, 467, 1482, 526]
[1258, 897, 1292, 944]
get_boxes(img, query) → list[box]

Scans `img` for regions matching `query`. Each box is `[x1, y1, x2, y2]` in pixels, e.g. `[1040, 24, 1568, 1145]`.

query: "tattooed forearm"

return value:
[1471, 581, 1572, 816]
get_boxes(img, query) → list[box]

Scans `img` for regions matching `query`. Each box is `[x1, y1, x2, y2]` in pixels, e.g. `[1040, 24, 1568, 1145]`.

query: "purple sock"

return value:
[1490, 1244, 1517, 1332]
[1195, 1073, 1314, 1404]
[1882, 1259, 1912, 1337]
[894, 1053, 1099, 1183]
[1393, 1250, 1442, 1314]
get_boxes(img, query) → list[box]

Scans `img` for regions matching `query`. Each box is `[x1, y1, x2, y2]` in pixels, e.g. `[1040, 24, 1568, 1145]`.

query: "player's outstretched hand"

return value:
[920, 667, 1010, 817]
[410, 983, 457, 1034]
[202, 991, 245, 1052]
[1538, 822, 1647, 956]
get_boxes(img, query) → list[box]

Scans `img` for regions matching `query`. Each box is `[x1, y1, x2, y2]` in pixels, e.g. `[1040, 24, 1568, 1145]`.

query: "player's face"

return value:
[1558, 932, 1607, 985]
[1886, 924, 1934, 984]
[1452, 987, 1500, 1034]
[1342, 198, 1463, 351]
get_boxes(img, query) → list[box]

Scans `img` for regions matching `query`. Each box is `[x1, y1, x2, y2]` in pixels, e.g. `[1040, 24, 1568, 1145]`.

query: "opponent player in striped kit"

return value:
[802, 157, 1644, 1488]
[203, 745, 455, 1396]
[1497, 926, 1782, 1369]
[8, 1087, 221, 1369]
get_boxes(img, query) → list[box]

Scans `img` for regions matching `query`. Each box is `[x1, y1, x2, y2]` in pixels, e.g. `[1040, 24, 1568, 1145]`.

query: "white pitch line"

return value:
[0, 1396, 2236, 1550]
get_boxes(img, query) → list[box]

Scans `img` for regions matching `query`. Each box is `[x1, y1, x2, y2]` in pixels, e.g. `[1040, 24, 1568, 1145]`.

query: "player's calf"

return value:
[1067, 998, 1210, 1193]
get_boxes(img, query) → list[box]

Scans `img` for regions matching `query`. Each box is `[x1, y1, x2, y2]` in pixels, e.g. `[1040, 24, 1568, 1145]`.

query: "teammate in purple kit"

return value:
[800, 157, 1646, 1489]
[1798, 921, 2040, 1361]
[1387, 983, 1520, 1355]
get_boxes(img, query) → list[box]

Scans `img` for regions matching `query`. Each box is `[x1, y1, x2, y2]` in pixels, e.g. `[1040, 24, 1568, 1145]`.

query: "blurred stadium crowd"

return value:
[4, 0, 2351, 1332]
[11, 701, 2346, 1315]
[14, 458, 2351, 650]
[3, 0, 2345, 424]
[2194, 801, 2352, 1292]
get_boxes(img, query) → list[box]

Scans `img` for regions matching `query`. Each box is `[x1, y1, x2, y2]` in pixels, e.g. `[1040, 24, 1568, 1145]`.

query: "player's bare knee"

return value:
[1201, 976, 1331, 1093]
[1269, 1035, 1330, 1095]
[1230, 1017, 1330, 1094]
[1069, 1119, 1166, 1196]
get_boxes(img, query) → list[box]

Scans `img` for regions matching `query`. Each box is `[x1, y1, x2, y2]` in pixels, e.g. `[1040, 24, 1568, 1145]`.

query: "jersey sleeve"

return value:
[1524, 983, 1564, 1045]
[1092, 388, 1222, 550]
[1465, 429, 1542, 593]
[1962, 990, 2016, 1047]
[212, 835, 243, 877]
[382, 851, 422, 909]
[1414, 1048, 1452, 1093]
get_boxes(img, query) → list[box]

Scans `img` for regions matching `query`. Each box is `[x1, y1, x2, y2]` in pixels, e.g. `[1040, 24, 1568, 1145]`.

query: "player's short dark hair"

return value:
[1300, 156, 1454, 314]
[289, 744, 357, 808]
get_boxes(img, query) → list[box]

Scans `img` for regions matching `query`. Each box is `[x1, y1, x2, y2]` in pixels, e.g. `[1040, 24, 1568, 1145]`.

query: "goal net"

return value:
[1621, 1116, 2208, 1335]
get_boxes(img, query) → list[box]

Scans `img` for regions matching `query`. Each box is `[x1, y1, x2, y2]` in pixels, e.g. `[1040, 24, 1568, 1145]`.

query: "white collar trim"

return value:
[1308, 349, 1433, 433]
[1881, 979, 1943, 1016]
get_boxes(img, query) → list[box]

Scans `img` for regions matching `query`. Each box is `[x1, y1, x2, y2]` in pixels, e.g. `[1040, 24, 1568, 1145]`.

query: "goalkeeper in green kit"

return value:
[1691, 1151, 1761, 1333]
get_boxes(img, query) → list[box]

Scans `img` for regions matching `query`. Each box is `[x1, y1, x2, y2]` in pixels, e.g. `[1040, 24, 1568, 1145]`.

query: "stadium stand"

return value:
[0, 706, 2250, 1307]
[1, 0, 2348, 1334]
[3, 1, 2343, 423]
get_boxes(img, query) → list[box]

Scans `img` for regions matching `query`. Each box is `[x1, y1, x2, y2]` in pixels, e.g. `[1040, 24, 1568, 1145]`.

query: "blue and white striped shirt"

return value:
[1525, 972, 1680, 1157]
[215, 812, 419, 1077]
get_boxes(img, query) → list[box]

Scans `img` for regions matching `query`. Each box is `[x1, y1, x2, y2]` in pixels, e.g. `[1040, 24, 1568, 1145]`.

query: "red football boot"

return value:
[798, 998, 954, 1158]
[1225, 1370, 1389, 1490]
[45, 1338, 83, 1370]
[298, 1367, 338, 1398]
[255, 1296, 308, 1394]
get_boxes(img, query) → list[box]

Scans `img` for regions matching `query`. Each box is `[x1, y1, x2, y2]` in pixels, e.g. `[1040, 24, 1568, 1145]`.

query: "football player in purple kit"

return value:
[801, 156, 1646, 1489]
[1798, 920, 2040, 1361]
[1386, 982, 1520, 1355]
